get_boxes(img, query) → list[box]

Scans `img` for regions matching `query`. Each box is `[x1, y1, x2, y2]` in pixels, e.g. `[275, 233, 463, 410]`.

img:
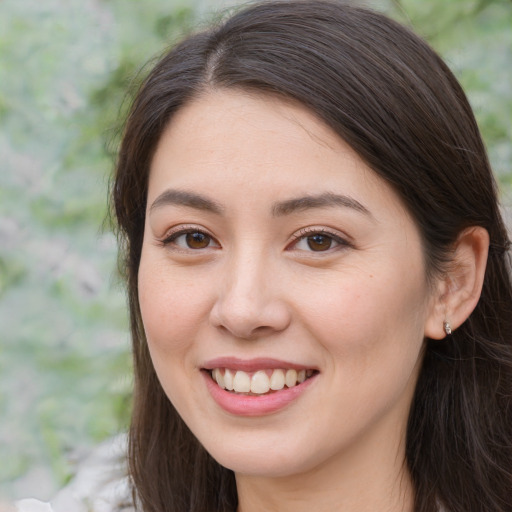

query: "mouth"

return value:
[207, 368, 318, 396]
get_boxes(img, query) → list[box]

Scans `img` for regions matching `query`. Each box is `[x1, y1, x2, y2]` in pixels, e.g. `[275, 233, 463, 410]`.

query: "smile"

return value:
[210, 368, 317, 395]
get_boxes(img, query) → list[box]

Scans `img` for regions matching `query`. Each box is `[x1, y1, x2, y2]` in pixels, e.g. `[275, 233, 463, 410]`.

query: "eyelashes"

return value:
[157, 225, 352, 254]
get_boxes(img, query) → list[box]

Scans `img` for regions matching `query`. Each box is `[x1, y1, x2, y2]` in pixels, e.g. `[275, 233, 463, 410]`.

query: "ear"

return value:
[424, 226, 489, 340]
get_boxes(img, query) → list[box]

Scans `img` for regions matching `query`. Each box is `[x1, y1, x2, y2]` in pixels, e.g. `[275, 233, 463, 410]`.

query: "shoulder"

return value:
[15, 434, 134, 512]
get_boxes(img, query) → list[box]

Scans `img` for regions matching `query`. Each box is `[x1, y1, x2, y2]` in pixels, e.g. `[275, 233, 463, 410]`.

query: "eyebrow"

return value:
[149, 189, 372, 219]
[272, 192, 372, 217]
[149, 189, 224, 215]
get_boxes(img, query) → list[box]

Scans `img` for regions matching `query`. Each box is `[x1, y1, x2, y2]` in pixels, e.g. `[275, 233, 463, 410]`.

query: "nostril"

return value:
[213, 322, 286, 341]
[210, 298, 291, 340]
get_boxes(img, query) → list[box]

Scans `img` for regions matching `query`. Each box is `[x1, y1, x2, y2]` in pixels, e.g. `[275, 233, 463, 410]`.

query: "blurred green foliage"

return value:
[0, 0, 510, 502]
[386, 0, 512, 184]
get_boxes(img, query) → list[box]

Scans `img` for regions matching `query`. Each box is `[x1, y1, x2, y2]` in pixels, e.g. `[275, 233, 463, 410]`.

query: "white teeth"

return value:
[269, 369, 285, 390]
[251, 370, 270, 394]
[213, 368, 225, 389]
[212, 367, 314, 394]
[285, 369, 298, 388]
[224, 368, 234, 390]
[233, 371, 251, 393]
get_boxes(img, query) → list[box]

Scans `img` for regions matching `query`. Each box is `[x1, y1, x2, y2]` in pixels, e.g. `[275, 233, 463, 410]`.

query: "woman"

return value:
[17, 1, 512, 511]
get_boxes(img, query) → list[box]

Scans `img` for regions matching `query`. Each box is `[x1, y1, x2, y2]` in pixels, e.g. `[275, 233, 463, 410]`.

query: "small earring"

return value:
[443, 321, 452, 335]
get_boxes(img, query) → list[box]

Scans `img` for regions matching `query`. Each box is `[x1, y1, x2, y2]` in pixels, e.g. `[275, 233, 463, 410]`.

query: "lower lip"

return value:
[202, 371, 317, 416]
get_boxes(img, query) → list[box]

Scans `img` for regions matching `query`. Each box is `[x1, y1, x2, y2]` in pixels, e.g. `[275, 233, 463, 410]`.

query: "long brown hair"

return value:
[112, 2, 512, 511]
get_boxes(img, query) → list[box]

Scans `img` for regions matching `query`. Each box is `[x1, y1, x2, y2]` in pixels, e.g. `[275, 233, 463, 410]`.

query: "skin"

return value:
[138, 90, 445, 512]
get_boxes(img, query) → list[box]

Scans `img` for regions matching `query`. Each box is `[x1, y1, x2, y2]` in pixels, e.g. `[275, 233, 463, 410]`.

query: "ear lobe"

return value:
[424, 226, 489, 340]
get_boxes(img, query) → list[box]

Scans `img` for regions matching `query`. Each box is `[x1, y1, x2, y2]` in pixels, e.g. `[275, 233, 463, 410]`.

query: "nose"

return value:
[209, 252, 291, 340]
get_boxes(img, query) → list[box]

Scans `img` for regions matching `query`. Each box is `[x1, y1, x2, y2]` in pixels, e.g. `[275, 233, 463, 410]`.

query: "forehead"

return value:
[148, 89, 408, 221]
[157, 90, 341, 164]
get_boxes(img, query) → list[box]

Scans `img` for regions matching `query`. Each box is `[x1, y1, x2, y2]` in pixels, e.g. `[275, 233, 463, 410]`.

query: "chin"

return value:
[215, 451, 311, 478]
[199, 430, 326, 478]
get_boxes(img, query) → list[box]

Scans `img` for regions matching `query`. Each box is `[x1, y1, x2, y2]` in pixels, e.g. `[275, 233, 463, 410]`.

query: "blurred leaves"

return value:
[0, 0, 198, 500]
[0, 0, 510, 502]
[386, 0, 512, 185]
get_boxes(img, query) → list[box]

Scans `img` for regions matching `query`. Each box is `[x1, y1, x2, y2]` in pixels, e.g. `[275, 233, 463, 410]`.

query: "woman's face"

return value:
[138, 90, 439, 478]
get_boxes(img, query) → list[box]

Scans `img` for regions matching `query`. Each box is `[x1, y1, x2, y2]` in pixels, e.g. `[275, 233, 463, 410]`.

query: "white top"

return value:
[15, 435, 133, 512]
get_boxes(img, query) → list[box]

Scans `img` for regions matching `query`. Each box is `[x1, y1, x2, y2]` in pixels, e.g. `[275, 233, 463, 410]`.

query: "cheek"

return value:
[137, 255, 212, 414]
[138, 257, 211, 356]
[295, 261, 429, 366]
[299, 272, 427, 438]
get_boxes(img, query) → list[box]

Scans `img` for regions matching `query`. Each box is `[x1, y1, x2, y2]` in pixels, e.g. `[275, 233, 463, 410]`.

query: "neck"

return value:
[235, 421, 414, 512]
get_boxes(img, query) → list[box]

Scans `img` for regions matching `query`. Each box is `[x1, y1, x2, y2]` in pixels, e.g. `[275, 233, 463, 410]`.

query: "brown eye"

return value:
[185, 232, 211, 249]
[307, 234, 333, 251]
[162, 229, 218, 250]
[291, 229, 349, 254]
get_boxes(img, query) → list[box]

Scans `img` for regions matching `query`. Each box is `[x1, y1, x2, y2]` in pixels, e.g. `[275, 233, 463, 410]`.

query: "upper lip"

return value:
[202, 357, 317, 372]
